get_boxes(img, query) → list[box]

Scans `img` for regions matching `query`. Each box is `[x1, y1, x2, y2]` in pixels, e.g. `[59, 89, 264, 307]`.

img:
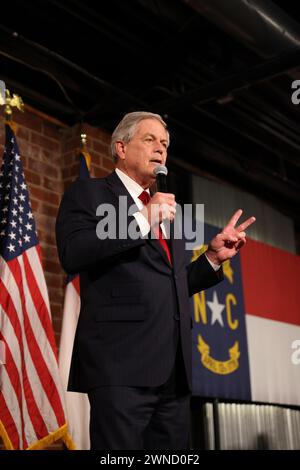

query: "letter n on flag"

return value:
[58, 150, 91, 450]
[0, 122, 73, 449]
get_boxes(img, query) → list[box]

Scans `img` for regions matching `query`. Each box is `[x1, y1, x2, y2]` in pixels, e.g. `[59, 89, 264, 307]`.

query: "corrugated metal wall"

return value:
[203, 403, 300, 450]
[192, 175, 296, 253]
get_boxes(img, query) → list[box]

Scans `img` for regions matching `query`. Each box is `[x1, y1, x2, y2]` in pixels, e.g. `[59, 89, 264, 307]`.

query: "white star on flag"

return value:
[207, 290, 225, 327]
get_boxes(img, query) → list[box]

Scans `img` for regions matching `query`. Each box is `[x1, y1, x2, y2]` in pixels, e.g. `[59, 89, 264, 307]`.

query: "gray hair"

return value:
[111, 111, 170, 163]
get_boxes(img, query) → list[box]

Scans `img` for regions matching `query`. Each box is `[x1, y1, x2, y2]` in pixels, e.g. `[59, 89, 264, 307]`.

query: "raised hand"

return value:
[205, 209, 256, 265]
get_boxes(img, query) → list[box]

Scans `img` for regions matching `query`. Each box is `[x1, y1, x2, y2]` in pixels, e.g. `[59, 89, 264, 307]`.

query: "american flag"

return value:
[0, 123, 70, 449]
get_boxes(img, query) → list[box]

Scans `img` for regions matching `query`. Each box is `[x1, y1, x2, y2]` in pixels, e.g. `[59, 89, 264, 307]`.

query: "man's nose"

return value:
[154, 143, 164, 154]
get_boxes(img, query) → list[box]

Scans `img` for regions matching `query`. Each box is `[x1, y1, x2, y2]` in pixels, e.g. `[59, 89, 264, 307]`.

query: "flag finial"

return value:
[79, 133, 91, 172]
[4, 88, 24, 121]
[80, 133, 87, 148]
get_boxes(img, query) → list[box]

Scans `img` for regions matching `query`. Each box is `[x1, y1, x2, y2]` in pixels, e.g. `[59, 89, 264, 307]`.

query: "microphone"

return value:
[153, 164, 168, 193]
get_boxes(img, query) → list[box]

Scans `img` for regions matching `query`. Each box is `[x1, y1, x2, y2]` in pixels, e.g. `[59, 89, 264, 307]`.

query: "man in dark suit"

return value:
[56, 111, 255, 450]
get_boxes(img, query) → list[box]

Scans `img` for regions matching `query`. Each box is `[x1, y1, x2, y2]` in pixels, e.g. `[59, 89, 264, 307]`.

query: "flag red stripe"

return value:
[0, 281, 49, 443]
[3, 335, 49, 442]
[0, 281, 32, 448]
[0, 332, 27, 449]
[240, 238, 300, 325]
[23, 249, 58, 360]
[0, 392, 21, 450]
[72, 275, 80, 296]
[9, 257, 65, 427]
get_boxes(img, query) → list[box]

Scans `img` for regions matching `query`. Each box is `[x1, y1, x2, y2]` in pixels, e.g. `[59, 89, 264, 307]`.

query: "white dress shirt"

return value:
[115, 168, 220, 271]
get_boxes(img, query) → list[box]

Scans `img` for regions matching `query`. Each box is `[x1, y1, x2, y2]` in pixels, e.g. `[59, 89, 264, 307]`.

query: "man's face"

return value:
[116, 118, 168, 188]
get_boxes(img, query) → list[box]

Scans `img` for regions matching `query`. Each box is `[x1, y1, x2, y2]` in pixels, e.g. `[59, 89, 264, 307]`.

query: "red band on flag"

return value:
[240, 238, 300, 326]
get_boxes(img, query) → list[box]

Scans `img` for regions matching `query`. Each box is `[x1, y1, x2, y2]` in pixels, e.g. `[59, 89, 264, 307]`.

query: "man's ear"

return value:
[115, 141, 126, 160]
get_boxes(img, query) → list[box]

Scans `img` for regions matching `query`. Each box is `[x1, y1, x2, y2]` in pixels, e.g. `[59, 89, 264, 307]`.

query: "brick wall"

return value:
[0, 108, 114, 348]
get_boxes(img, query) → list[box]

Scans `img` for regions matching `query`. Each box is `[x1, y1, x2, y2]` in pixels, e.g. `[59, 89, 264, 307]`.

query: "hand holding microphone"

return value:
[140, 165, 176, 227]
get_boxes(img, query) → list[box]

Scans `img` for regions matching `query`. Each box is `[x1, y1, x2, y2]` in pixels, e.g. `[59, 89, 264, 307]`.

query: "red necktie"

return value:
[138, 190, 172, 265]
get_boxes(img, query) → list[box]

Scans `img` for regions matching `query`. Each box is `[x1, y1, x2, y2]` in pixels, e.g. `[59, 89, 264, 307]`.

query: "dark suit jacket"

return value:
[55, 171, 223, 393]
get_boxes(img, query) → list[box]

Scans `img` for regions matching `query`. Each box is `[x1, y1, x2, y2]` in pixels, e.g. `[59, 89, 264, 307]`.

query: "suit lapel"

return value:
[105, 171, 173, 267]
[105, 171, 137, 210]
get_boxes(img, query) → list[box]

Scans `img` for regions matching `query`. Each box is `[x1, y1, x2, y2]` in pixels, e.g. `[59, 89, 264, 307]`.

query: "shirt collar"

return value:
[115, 168, 150, 200]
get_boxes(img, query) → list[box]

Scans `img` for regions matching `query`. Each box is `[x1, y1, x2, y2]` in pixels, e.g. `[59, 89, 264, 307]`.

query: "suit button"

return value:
[174, 274, 178, 280]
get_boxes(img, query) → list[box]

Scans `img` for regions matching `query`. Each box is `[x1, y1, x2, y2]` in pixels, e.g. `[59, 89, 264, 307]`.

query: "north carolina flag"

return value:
[191, 223, 251, 400]
[58, 150, 91, 450]
[191, 223, 300, 406]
